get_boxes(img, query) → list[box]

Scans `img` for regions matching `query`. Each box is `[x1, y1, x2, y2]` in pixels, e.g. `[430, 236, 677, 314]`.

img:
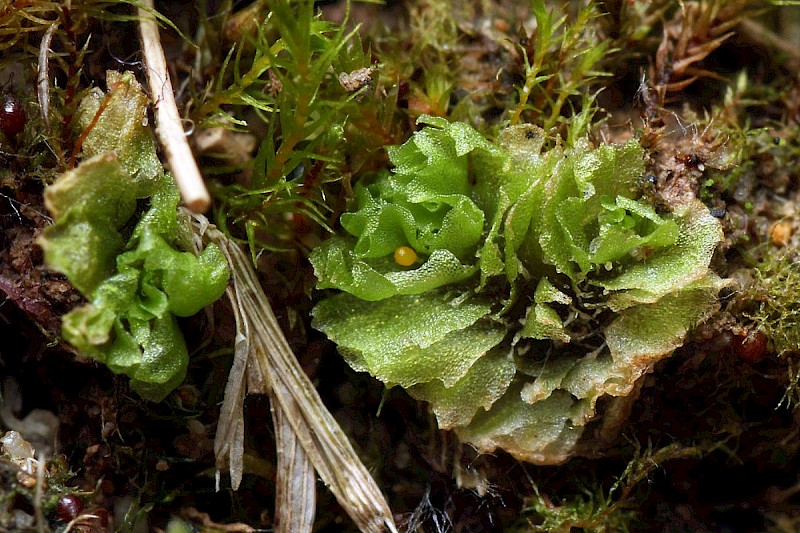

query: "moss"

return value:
[517, 442, 704, 532]
[747, 249, 800, 358]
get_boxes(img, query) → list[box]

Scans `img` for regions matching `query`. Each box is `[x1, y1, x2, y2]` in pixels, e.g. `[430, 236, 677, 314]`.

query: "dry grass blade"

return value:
[195, 216, 398, 533]
[215, 250, 313, 533]
[650, 0, 761, 106]
[272, 406, 316, 532]
[37, 23, 56, 131]
[214, 296, 248, 491]
[670, 32, 733, 73]
[137, 0, 211, 213]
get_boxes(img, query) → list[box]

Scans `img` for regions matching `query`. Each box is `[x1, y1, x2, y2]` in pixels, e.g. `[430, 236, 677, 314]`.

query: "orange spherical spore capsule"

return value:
[393, 246, 417, 267]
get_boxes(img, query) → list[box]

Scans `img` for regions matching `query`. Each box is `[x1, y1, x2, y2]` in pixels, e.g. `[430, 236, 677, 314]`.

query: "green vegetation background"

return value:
[2, 0, 800, 531]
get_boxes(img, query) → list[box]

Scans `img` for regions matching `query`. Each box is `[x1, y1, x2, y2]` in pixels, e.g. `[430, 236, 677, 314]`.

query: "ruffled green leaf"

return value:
[408, 347, 516, 428]
[125, 314, 188, 400]
[600, 274, 731, 393]
[531, 139, 648, 278]
[39, 71, 230, 402]
[75, 70, 163, 195]
[312, 290, 504, 388]
[520, 356, 580, 405]
[50, 175, 229, 402]
[309, 116, 495, 300]
[482, 277, 728, 466]
[589, 196, 679, 265]
[310, 238, 478, 301]
[341, 181, 484, 260]
[312, 116, 728, 465]
[473, 126, 551, 286]
[456, 386, 584, 465]
[387, 115, 496, 190]
[517, 303, 570, 343]
[599, 200, 724, 311]
[41, 153, 136, 295]
[534, 278, 572, 305]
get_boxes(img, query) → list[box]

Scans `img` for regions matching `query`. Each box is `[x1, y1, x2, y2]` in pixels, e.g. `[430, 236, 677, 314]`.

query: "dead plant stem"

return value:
[137, 0, 211, 213]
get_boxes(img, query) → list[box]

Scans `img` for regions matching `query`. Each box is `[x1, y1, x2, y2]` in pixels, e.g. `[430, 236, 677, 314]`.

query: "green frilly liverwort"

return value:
[310, 116, 728, 463]
[39, 71, 229, 402]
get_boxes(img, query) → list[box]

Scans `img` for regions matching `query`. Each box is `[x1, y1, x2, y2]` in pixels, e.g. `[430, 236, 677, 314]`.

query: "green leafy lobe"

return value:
[39, 71, 229, 402]
[312, 115, 727, 463]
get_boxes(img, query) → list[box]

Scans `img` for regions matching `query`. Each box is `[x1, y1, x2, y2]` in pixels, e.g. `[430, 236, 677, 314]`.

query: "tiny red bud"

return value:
[735, 331, 767, 364]
[0, 95, 26, 138]
[55, 494, 83, 522]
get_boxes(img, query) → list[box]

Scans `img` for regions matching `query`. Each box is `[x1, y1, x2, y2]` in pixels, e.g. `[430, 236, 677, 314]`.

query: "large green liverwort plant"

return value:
[311, 116, 728, 463]
[39, 71, 229, 402]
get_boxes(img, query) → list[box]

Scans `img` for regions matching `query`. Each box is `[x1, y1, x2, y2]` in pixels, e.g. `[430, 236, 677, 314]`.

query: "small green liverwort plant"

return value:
[311, 116, 728, 463]
[38, 71, 229, 402]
